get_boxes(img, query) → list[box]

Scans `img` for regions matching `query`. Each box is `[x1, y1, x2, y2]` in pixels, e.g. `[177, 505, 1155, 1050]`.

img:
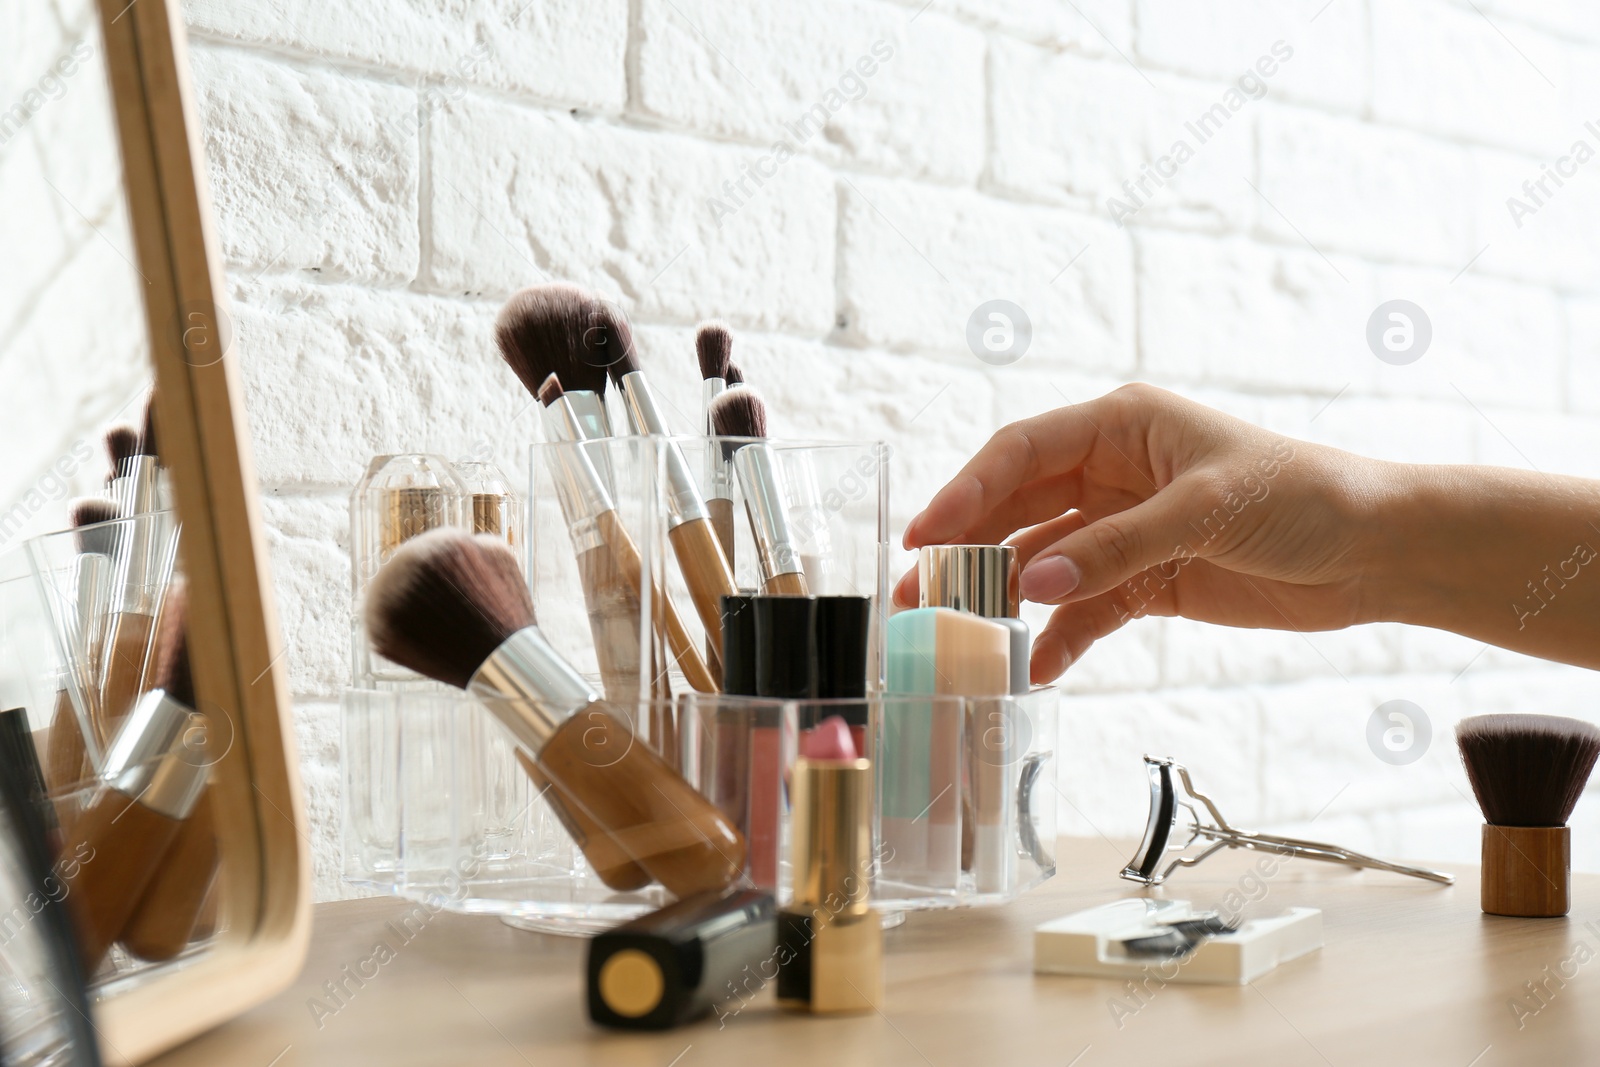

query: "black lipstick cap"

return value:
[753, 596, 817, 699]
[720, 595, 759, 696]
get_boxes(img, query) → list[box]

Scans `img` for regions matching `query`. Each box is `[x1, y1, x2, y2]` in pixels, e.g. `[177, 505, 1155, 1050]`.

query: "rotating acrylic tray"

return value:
[340, 687, 1059, 931]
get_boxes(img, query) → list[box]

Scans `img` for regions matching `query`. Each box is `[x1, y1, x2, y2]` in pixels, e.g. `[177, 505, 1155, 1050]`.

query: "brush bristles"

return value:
[709, 385, 767, 441]
[155, 585, 194, 709]
[537, 373, 564, 408]
[725, 362, 745, 386]
[494, 284, 619, 399]
[105, 426, 139, 476]
[696, 322, 732, 381]
[71, 497, 121, 556]
[1456, 713, 1600, 827]
[365, 528, 534, 689]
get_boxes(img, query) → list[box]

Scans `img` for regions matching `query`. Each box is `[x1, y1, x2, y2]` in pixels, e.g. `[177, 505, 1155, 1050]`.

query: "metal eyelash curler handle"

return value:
[1121, 756, 1455, 887]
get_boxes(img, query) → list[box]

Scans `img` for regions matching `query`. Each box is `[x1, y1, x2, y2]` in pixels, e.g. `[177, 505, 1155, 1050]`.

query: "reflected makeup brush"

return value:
[366, 529, 747, 897]
[537, 375, 715, 698]
[103, 425, 138, 489]
[59, 590, 211, 973]
[1457, 714, 1600, 918]
[606, 319, 739, 659]
[118, 588, 220, 962]
[696, 322, 736, 568]
[45, 500, 120, 803]
[710, 388, 808, 597]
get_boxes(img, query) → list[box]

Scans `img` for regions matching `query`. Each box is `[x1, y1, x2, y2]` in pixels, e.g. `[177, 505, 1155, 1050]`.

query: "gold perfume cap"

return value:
[919, 544, 1019, 618]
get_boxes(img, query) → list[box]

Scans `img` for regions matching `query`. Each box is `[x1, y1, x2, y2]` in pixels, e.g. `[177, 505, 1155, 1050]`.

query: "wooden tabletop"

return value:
[146, 838, 1600, 1067]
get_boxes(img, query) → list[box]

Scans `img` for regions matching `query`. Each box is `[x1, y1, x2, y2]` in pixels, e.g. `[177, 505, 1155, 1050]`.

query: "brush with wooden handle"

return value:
[116, 586, 221, 962]
[495, 287, 719, 693]
[603, 321, 740, 658]
[59, 593, 210, 974]
[696, 322, 736, 570]
[366, 529, 746, 897]
[710, 387, 809, 597]
[1457, 714, 1600, 918]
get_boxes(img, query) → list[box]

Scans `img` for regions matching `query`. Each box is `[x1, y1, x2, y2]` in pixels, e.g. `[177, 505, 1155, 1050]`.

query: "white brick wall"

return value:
[157, 0, 1600, 899]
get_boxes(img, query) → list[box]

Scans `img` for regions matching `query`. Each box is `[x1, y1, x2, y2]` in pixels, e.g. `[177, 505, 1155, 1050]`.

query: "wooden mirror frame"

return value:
[92, 0, 310, 1059]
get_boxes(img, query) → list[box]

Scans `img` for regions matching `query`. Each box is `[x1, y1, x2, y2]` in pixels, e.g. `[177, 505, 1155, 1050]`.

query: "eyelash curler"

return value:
[1122, 756, 1455, 887]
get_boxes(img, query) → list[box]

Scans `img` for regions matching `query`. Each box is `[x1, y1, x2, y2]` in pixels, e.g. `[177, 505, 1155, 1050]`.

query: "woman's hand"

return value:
[897, 384, 1389, 683]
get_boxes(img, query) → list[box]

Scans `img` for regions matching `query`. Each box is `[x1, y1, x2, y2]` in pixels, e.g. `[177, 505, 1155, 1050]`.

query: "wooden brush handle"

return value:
[762, 571, 810, 597]
[1482, 824, 1569, 917]
[119, 791, 220, 961]
[61, 786, 185, 973]
[45, 689, 91, 810]
[597, 510, 720, 694]
[575, 543, 645, 706]
[708, 498, 736, 574]
[100, 611, 156, 740]
[512, 749, 651, 891]
[667, 517, 738, 664]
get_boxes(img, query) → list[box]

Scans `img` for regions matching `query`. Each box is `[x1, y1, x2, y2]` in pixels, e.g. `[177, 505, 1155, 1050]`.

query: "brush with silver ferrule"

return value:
[59, 591, 211, 973]
[45, 499, 121, 801]
[365, 529, 745, 896]
[495, 283, 619, 492]
[710, 388, 808, 597]
[696, 322, 737, 571]
[536, 375, 717, 697]
[606, 333, 739, 655]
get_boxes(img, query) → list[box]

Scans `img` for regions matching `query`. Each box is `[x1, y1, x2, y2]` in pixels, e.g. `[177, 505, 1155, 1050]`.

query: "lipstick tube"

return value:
[470, 627, 746, 898]
[542, 399, 718, 695]
[588, 887, 776, 1030]
[777, 750, 881, 1013]
[60, 689, 209, 972]
[615, 371, 739, 658]
[731, 444, 808, 596]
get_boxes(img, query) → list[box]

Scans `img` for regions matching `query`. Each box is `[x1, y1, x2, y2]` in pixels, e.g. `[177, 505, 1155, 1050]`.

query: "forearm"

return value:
[1365, 463, 1600, 668]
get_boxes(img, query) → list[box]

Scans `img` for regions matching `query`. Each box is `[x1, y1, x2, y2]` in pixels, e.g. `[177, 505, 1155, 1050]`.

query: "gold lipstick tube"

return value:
[776, 753, 881, 1014]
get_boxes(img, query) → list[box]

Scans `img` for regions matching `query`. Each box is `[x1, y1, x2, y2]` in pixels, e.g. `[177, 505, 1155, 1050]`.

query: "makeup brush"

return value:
[44, 501, 122, 805]
[118, 588, 221, 962]
[60, 587, 211, 973]
[366, 529, 746, 897]
[696, 322, 738, 573]
[536, 376, 717, 695]
[710, 387, 808, 596]
[496, 283, 616, 459]
[725, 362, 745, 386]
[605, 319, 740, 659]
[104, 425, 139, 489]
[1457, 713, 1600, 917]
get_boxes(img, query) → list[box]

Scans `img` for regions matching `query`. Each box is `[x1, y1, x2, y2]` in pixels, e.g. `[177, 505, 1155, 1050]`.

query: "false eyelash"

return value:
[1120, 913, 1242, 959]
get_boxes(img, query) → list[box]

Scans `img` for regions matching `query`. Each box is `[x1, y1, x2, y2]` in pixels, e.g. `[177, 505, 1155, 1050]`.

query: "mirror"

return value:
[0, 0, 308, 1061]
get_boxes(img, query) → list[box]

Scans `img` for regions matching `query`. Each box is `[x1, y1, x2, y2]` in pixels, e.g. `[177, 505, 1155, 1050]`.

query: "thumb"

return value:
[1018, 490, 1202, 605]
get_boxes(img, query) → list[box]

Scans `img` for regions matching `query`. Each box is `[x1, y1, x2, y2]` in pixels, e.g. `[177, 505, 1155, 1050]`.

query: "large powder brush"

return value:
[366, 530, 746, 897]
[1456, 713, 1600, 917]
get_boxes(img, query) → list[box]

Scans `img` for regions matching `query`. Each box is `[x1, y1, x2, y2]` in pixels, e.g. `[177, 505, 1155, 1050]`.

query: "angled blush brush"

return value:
[607, 331, 740, 653]
[1457, 714, 1600, 917]
[366, 529, 746, 897]
[59, 588, 211, 973]
[710, 387, 808, 596]
[696, 322, 736, 569]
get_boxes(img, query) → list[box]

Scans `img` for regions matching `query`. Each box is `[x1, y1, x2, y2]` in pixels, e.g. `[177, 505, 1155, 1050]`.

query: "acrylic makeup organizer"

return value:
[341, 435, 1060, 931]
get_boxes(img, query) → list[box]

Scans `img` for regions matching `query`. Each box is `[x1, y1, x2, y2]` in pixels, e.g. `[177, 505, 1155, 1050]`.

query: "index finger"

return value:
[904, 389, 1145, 549]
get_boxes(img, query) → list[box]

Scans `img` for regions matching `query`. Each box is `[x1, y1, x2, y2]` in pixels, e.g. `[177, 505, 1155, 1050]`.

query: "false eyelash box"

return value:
[1033, 899, 1322, 985]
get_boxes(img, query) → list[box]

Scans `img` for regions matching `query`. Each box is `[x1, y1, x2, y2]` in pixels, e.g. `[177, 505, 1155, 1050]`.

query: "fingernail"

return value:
[1020, 556, 1081, 602]
[902, 515, 924, 549]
